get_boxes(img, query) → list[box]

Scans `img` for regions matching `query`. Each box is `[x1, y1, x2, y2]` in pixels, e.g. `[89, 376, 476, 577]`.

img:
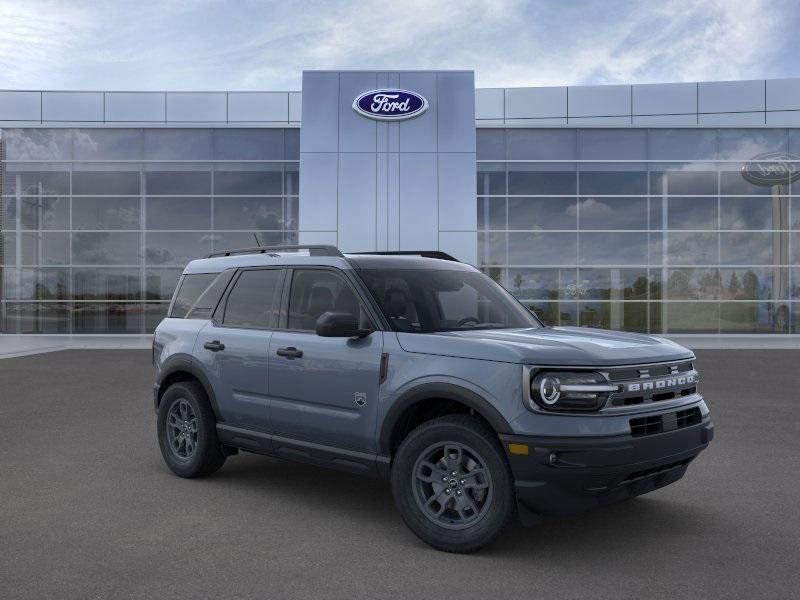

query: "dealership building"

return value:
[1, 70, 799, 336]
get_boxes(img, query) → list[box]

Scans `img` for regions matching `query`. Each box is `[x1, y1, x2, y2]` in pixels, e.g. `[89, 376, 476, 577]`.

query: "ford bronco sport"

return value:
[152, 245, 713, 553]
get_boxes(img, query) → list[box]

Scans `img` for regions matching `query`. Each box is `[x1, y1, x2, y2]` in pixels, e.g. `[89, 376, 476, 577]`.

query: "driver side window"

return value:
[286, 269, 371, 331]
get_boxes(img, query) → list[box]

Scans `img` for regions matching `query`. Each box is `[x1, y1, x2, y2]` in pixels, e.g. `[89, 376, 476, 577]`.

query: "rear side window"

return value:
[170, 273, 218, 318]
[222, 269, 283, 329]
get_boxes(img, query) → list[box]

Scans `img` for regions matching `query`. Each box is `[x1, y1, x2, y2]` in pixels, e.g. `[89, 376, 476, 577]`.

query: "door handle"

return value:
[203, 340, 226, 352]
[276, 346, 303, 359]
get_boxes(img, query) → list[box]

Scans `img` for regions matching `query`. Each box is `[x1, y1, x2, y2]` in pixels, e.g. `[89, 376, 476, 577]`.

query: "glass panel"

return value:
[577, 268, 649, 300]
[792, 198, 800, 229]
[476, 129, 505, 160]
[648, 129, 717, 161]
[578, 130, 646, 160]
[659, 197, 717, 230]
[476, 164, 505, 195]
[20, 196, 69, 230]
[211, 231, 286, 252]
[666, 232, 719, 265]
[720, 197, 789, 230]
[578, 233, 648, 266]
[720, 267, 788, 300]
[213, 197, 283, 230]
[284, 197, 298, 230]
[579, 302, 647, 332]
[720, 169, 783, 195]
[223, 269, 283, 329]
[1, 196, 15, 227]
[73, 129, 143, 160]
[143, 129, 213, 160]
[3, 302, 71, 333]
[3, 268, 68, 300]
[664, 302, 719, 333]
[213, 169, 283, 195]
[507, 129, 576, 160]
[145, 268, 182, 300]
[17, 171, 70, 195]
[717, 129, 788, 160]
[287, 269, 369, 331]
[21, 232, 70, 265]
[1, 232, 16, 264]
[3, 129, 73, 160]
[578, 197, 647, 230]
[792, 268, 800, 300]
[578, 171, 647, 195]
[506, 268, 577, 301]
[145, 232, 212, 266]
[145, 303, 170, 333]
[213, 129, 284, 160]
[72, 171, 140, 195]
[650, 169, 717, 195]
[145, 197, 211, 230]
[477, 197, 505, 230]
[72, 302, 143, 333]
[72, 268, 141, 300]
[72, 232, 139, 265]
[480, 266, 505, 286]
[285, 129, 300, 159]
[720, 232, 785, 265]
[666, 268, 720, 300]
[720, 302, 790, 333]
[284, 164, 299, 196]
[145, 171, 210, 195]
[508, 165, 576, 195]
[72, 197, 140, 230]
[523, 301, 577, 326]
[477, 232, 506, 266]
[508, 197, 576, 230]
[508, 232, 577, 266]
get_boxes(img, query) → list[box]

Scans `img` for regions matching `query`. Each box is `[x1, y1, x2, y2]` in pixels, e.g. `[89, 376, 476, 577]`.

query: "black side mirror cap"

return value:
[315, 311, 372, 338]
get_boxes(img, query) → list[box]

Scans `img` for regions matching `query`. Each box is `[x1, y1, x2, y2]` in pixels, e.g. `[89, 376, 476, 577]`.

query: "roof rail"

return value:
[347, 250, 460, 262]
[207, 244, 344, 258]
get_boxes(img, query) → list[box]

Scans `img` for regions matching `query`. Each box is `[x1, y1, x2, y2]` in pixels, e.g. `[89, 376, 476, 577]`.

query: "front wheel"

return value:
[391, 415, 516, 553]
[157, 381, 226, 478]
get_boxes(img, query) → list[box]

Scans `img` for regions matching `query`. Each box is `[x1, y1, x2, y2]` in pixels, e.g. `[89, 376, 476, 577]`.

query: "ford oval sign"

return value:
[741, 152, 800, 187]
[352, 89, 428, 121]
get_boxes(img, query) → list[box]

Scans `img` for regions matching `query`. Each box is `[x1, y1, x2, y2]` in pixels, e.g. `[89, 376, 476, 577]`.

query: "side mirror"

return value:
[315, 311, 372, 338]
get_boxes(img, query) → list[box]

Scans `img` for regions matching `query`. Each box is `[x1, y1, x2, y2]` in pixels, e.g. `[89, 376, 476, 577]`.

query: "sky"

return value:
[0, 0, 798, 91]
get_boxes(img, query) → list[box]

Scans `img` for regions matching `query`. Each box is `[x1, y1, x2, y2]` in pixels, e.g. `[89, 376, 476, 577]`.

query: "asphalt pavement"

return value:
[1, 349, 798, 599]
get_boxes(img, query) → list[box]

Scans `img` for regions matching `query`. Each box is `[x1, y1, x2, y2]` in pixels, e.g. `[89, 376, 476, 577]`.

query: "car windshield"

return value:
[357, 269, 542, 333]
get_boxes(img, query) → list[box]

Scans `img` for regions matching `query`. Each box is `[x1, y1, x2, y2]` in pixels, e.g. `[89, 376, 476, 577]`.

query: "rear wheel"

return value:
[157, 381, 226, 478]
[391, 415, 516, 553]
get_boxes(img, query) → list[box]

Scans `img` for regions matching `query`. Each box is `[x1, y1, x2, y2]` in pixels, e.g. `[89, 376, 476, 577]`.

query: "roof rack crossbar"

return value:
[207, 244, 344, 259]
[347, 250, 460, 262]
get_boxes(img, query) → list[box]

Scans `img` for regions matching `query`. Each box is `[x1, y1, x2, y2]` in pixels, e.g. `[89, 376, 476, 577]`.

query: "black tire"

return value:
[391, 414, 516, 553]
[157, 381, 226, 478]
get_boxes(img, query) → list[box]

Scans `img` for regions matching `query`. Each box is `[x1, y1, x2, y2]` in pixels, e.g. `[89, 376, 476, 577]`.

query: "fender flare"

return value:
[155, 355, 221, 419]
[378, 382, 514, 456]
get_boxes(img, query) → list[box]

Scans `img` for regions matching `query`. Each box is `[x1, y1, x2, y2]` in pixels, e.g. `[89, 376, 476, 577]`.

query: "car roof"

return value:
[183, 251, 478, 275]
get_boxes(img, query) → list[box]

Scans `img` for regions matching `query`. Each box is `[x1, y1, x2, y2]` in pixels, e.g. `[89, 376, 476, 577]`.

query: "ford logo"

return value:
[741, 152, 800, 186]
[352, 89, 428, 121]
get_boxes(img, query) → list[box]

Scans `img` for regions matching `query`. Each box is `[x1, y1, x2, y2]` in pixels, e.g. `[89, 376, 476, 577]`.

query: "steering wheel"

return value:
[457, 316, 481, 327]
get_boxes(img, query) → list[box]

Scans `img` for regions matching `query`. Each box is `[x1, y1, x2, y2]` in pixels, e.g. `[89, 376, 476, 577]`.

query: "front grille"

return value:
[629, 407, 702, 437]
[621, 458, 693, 484]
[607, 361, 698, 407]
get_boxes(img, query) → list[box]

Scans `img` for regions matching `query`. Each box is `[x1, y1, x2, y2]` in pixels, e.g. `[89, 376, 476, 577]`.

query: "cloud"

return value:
[0, 0, 795, 90]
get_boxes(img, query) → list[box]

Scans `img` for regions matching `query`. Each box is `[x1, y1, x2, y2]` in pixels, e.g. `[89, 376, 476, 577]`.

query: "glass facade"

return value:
[477, 128, 800, 334]
[0, 128, 299, 333]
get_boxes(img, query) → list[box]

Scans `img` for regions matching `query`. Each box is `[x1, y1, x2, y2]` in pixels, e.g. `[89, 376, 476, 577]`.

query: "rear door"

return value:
[268, 267, 383, 452]
[195, 267, 285, 431]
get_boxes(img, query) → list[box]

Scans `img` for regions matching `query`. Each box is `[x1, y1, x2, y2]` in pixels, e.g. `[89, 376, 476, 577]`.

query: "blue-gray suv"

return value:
[152, 245, 713, 553]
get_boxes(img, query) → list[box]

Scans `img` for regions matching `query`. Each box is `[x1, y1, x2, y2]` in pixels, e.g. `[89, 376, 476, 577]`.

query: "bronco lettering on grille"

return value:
[627, 372, 696, 393]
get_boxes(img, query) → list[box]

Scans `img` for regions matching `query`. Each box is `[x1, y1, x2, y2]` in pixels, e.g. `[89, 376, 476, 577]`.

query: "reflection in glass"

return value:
[720, 196, 788, 230]
[720, 232, 784, 265]
[666, 268, 720, 300]
[72, 268, 141, 300]
[650, 170, 717, 195]
[72, 171, 140, 195]
[477, 166, 505, 195]
[509, 232, 576, 265]
[507, 129, 576, 160]
[3, 302, 71, 333]
[659, 197, 718, 230]
[524, 301, 577, 327]
[578, 233, 648, 266]
[72, 303, 143, 333]
[666, 233, 718, 265]
[20, 196, 69, 230]
[145, 197, 211, 230]
[213, 129, 284, 160]
[214, 170, 282, 195]
[508, 197, 575, 230]
[508, 169, 575, 195]
[720, 267, 788, 301]
[211, 231, 286, 252]
[145, 269, 182, 300]
[213, 197, 283, 230]
[577, 268, 649, 300]
[477, 232, 506, 265]
[578, 197, 647, 230]
[720, 302, 789, 333]
[72, 197, 140, 230]
[477, 197, 506, 230]
[21, 232, 70, 265]
[506, 268, 577, 300]
[578, 302, 647, 332]
[578, 171, 647, 195]
[72, 232, 140, 265]
[145, 232, 212, 266]
[665, 302, 719, 333]
[145, 171, 210, 195]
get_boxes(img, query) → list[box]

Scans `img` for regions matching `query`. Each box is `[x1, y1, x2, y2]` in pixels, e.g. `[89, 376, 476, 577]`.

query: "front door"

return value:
[195, 267, 285, 431]
[268, 268, 383, 452]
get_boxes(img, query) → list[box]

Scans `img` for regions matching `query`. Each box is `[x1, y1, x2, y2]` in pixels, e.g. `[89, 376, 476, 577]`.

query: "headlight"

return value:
[529, 371, 617, 412]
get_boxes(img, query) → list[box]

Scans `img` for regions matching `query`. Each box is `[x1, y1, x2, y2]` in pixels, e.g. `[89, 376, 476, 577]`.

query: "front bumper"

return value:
[500, 416, 714, 516]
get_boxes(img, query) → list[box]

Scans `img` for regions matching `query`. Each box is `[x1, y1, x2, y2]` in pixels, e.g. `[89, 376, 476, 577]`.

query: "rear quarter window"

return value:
[170, 270, 233, 318]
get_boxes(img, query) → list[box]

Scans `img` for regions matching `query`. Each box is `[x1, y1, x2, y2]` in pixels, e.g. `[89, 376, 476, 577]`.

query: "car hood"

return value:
[396, 326, 693, 366]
